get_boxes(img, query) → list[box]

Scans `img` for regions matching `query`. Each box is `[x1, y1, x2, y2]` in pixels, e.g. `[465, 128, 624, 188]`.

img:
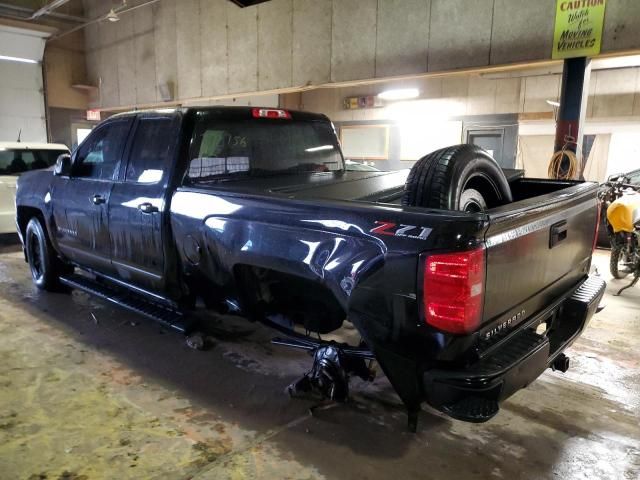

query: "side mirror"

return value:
[53, 153, 72, 176]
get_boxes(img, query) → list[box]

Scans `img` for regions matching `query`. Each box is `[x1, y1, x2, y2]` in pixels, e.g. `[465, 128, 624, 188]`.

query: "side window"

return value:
[125, 117, 175, 184]
[74, 120, 129, 180]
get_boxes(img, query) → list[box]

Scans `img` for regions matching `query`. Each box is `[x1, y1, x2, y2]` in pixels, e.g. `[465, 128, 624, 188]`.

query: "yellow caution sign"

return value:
[552, 0, 607, 59]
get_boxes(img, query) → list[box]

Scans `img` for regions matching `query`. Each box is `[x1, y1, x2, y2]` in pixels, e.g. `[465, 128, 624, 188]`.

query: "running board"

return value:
[59, 273, 193, 334]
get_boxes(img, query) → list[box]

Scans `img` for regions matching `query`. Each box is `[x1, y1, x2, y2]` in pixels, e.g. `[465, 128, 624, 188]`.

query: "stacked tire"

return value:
[402, 144, 512, 212]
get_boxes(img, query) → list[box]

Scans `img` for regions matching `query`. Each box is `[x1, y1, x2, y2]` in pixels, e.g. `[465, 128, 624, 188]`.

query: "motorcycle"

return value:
[599, 177, 640, 295]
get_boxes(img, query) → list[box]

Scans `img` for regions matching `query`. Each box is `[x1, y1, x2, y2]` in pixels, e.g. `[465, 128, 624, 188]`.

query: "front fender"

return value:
[15, 170, 55, 238]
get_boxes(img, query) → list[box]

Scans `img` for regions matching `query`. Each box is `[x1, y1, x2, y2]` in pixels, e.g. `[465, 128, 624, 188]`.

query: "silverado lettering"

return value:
[484, 310, 526, 340]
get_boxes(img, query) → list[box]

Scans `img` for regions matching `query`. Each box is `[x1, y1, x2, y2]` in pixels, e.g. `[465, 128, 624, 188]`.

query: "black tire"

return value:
[610, 246, 630, 279]
[25, 217, 64, 291]
[402, 144, 513, 211]
[458, 188, 488, 213]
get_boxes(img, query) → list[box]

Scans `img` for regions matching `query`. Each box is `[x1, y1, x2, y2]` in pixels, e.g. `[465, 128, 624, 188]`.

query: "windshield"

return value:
[0, 149, 68, 175]
[187, 118, 343, 183]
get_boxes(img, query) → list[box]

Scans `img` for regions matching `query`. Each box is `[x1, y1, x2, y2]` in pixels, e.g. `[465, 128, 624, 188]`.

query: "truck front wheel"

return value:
[25, 217, 65, 291]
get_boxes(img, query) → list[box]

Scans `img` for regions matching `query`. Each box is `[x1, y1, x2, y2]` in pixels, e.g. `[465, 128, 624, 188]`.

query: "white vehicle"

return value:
[0, 142, 69, 234]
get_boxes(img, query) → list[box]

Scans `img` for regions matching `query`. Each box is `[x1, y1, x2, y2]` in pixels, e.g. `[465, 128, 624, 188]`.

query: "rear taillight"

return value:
[252, 108, 291, 119]
[423, 247, 485, 335]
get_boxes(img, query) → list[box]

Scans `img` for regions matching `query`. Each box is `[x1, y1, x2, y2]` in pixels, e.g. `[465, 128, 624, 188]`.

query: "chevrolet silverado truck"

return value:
[15, 107, 605, 431]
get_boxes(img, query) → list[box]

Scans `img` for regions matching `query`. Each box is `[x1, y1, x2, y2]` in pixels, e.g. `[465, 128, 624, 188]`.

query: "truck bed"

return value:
[174, 168, 599, 339]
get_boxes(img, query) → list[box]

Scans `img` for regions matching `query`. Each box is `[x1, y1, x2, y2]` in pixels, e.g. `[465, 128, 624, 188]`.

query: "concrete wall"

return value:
[83, 0, 640, 110]
[45, 29, 89, 110]
[48, 107, 95, 149]
[284, 66, 640, 179]
[287, 67, 640, 122]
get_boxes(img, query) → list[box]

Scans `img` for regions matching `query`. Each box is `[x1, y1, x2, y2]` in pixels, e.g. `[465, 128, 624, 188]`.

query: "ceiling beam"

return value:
[0, 2, 85, 22]
[30, 0, 73, 20]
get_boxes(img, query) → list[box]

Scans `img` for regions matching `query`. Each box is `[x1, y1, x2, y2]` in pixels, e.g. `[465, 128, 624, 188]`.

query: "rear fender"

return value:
[197, 215, 428, 409]
[198, 216, 387, 310]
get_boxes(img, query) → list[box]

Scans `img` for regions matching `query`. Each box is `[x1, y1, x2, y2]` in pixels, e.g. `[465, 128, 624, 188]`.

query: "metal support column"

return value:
[550, 57, 591, 179]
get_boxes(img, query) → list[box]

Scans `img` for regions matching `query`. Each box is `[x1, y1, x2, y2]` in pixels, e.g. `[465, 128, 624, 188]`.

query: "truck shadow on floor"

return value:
[4, 255, 629, 478]
[0, 268, 434, 460]
[0, 233, 20, 254]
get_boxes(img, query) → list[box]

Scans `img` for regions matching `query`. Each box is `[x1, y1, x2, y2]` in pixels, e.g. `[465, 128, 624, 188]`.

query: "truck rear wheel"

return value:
[25, 217, 66, 291]
[401, 144, 512, 212]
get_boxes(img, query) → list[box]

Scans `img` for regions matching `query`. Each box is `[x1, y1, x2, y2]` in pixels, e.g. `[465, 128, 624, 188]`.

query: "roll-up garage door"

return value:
[0, 23, 50, 142]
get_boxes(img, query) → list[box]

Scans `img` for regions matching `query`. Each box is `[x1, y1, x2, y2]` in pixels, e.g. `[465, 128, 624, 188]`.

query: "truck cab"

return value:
[46, 112, 179, 293]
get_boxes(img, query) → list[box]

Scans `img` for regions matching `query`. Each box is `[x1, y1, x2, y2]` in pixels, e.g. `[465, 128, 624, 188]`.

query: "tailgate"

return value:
[481, 182, 599, 332]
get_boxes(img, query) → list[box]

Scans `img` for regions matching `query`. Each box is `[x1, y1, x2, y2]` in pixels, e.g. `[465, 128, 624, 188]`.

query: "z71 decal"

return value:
[370, 221, 432, 240]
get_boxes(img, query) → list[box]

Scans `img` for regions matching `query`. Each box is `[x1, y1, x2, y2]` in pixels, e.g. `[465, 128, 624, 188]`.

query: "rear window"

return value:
[0, 149, 68, 175]
[186, 117, 343, 183]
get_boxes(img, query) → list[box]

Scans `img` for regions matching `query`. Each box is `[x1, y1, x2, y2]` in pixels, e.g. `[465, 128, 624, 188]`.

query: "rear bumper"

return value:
[422, 275, 606, 422]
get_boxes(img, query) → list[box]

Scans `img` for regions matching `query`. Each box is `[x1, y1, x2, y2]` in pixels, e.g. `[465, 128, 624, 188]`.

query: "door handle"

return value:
[549, 221, 568, 248]
[92, 194, 106, 205]
[138, 202, 158, 214]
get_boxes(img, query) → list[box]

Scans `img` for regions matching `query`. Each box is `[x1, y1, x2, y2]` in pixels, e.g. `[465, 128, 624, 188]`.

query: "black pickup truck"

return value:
[15, 107, 605, 430]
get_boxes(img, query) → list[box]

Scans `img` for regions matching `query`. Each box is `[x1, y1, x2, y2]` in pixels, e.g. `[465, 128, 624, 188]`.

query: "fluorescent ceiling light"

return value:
[0, 55, 38, 64]
[592, 54, 640, 70]
[305, 145, 334, 152]
[378, 88, 420, 101]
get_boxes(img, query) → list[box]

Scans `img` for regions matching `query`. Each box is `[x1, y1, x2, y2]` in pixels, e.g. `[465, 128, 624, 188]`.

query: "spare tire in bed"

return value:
[401, 144, 513, 212]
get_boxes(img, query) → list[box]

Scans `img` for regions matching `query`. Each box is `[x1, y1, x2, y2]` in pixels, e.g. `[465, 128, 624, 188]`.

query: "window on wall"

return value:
[76, 128, 92, 145]
[606, 133, 640, 179]
[399, 120, 462, 162]
[340, 125, 389, 160]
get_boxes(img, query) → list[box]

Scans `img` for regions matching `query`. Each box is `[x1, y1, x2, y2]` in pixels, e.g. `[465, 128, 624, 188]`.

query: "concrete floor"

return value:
[0, 247, 638, 480]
